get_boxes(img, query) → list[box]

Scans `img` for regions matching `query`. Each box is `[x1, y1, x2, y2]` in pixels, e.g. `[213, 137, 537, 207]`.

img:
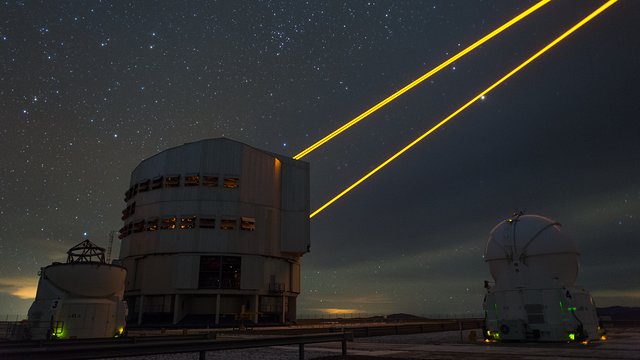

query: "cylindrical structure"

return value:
[118, 138, 310, 325]
[28, 247, 128, 340]
[484, 214, 579, 287]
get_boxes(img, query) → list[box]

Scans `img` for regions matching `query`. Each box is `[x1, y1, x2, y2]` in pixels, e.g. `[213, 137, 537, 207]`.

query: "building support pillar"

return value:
[137, 295, 144, 326]
[173, 294, 182, 325]
[215, 294, 221, 325]
[281, 294, 286, 324]
[253, 294, 259, 324]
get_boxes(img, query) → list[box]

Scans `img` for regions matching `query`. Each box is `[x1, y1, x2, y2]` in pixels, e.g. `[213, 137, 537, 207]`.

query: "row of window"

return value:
[119, 216, 256, 239]
[122, 202, 136, 220]
[124, 174, 240, 202]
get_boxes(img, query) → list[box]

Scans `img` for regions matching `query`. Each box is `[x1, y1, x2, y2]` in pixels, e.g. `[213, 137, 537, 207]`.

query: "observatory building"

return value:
[483, 213, 603, 342]
[118, 138, 310, 326]
[27, 240, 127, 339]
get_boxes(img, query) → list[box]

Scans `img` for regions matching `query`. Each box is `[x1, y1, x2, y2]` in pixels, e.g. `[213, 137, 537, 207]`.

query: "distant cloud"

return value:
[592, 289, 640, 307]
[0, 277, 38, 300]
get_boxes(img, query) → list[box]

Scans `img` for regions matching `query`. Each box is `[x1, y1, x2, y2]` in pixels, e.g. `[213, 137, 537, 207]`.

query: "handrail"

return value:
[0, 332, 354, 360]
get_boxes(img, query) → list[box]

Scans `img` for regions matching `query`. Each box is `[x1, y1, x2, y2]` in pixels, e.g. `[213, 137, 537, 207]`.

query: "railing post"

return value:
[341, 338, 347, 356]
[299, 343, 304, 360]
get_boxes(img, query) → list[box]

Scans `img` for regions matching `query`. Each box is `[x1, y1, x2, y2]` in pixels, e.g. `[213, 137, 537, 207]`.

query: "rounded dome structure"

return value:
[484, 213, 579, 285]
[44, 263, 126, 297]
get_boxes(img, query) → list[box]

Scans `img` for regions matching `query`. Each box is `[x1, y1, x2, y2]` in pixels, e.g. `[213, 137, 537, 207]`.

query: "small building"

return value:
[118, 138, 310, 326]
[27, 240, 127, 339]
[483, 213, 603, 342]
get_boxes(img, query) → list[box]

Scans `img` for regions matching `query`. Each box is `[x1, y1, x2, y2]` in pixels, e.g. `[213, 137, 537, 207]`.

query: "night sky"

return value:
[1, 1, 639, 317]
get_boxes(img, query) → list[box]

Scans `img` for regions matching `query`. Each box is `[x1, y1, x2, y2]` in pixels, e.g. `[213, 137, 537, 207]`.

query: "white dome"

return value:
[484, 214, 580, 285]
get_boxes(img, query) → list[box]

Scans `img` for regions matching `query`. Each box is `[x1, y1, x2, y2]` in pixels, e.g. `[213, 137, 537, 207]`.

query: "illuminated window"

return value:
[138, 179, 150, 192]
[240, 217, 256, 231]
[133, 219, 145, 233]
[180, 216, 197, 229]
[184, 173, 199, 186]
[146, 217, 158, 231]
[165, 174, 180, 187]
[199, 256, 241, 289]
[151, 176, 163, 190]
[220, 218, 236, 230]
[223, 177, 239, 188]
[199, 217, 215, 229]
[203, 175, 218, 187]
[161, 216, 177, 230]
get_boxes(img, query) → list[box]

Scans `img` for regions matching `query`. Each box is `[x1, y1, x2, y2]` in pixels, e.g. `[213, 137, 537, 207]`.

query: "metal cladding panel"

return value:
[263, 258, 292, 292]
[174, 255, 199, 289]
[280, 160, 310, 254]
[241, 256, 264, 290]
[280, 159, 309, 212]
[131, 139, 243, 182]
[140, 255, 175, 294]
[239, 146, 281, 208]
[119, 138, 308, 301]
[291, 262, 301, 293]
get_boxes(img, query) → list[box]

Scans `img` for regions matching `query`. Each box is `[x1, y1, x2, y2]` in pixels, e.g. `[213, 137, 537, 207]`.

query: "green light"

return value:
[569, 333, 576, 341]
[559, 301, 564, 310]
[568, 307, 577, 311]
[52, 322, 65, 338]
[493, 332, 501, 340]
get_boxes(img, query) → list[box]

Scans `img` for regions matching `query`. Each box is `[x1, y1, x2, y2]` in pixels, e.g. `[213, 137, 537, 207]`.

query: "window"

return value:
[118, 226, 127, 239]
[146, 217, 158, 231]
[133, 219, 145, 233]
[121, 206, 130, 220]
[180, 216, 196, 229]
[160, 216, 176, 230]
[223, 177, 239, 188]
[199, 256, 241, 289]
[199, 217, 215, 229]
[240, 217, 256, 231]
[185, 173, 200, 186]
[130, 202, 136, 216]
[221, 257, 241, 289]
[165, 174, 180, 187]
[220, 218, 236, 230]
[138, 179, 150, 192]
[199, 256, 221, 288]
[151, 176, 163, 189]
[202, 175, 218, 187]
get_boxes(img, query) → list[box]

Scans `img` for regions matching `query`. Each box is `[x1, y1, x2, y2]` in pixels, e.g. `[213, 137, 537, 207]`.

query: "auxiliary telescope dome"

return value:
[484, 213, 579, 285]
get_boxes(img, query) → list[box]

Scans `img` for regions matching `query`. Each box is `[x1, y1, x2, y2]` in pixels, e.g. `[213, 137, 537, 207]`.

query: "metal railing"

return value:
[0, 331, 354, 360]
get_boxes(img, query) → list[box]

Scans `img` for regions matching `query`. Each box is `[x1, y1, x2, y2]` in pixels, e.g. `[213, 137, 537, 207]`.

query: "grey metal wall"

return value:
[117, 138, 309, 322]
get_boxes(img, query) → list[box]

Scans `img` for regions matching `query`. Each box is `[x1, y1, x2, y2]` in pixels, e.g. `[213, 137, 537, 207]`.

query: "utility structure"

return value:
[483, 213, 604, 342]
[27, 239, 128, 339]
[118, 138, 310, 326]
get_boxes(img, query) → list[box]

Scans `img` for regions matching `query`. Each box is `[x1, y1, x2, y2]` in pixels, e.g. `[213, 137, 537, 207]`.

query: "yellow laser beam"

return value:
[310, 0, 618, 219]
[293, 0, 551, 160]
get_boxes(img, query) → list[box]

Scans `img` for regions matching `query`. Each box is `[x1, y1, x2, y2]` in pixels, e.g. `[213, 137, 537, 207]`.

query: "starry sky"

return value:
[1, 0, 639, 317]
